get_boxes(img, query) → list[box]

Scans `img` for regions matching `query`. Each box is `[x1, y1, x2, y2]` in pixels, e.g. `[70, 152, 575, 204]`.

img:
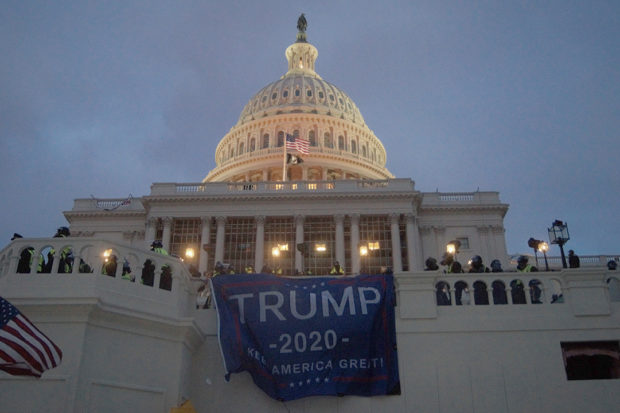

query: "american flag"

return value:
[285, 134, 310, 154]
[0, 296, 62, 378]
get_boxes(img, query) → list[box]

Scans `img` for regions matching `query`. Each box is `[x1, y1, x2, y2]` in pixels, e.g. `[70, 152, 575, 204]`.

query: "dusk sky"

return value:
[1, 1, 619, 257]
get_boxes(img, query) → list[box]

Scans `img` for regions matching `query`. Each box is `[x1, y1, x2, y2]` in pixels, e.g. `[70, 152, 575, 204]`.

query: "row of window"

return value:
[221, 129, 383, 164]
[254, 88, 354, 112]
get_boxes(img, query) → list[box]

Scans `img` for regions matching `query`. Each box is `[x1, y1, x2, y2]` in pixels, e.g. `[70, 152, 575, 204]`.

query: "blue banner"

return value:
[211, 273, 400, 401]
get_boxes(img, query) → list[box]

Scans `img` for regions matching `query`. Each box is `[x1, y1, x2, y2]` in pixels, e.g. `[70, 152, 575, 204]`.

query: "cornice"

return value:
[142, 191, 419, 204]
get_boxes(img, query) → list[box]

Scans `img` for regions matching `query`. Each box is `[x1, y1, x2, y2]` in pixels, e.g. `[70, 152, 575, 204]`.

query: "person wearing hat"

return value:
[516, 255, 537, 272]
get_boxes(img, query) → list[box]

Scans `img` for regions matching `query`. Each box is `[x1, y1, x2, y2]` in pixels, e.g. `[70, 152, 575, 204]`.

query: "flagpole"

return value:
[282, 135, 287, 182]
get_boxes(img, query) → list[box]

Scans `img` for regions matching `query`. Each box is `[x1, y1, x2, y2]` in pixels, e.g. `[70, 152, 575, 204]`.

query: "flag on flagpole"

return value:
[0, 296, 63, 378]
[285, 134, 310, 154]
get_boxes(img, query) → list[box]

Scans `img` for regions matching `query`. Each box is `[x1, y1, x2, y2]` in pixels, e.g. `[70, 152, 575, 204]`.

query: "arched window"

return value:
[454, 281, 470, 305]
[250, 138, 256, 152]
[262, 134, 269, 149]
[338, 135, 345, 150]
[473, 281, 489, 305]
[293, 129, 300, 138]
[277, 131, 284, 147]
[607, 276, 620, 302]
[362, 145, 367, 158]
[324, 132, 333, 148]
[492, 281, 508, 304]
[510, 280, 526, 304]
[529, 279, 543, 304]
[351, 140, 357, 154]
[238, 142, 244, 155]
[308, 130, 316, 146]
[435, 281, 451, 306]
[229, 148, 234, 159]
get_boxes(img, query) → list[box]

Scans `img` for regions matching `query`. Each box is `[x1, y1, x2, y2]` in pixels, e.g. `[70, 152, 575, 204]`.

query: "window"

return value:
[307, 89, 312, 97]
[277, 131, 284, 147]
[308, 130, 316, 146]
[338, 135, 345, 150]
[250, 138, 256, 152]
[456, 237, 470, 249]
[295, 89, 300, 97]
[351, 140, 357, 154]
[324, 133, 333, 148]
[262, 134, 269, 149]
[283, 90, 289, 98]
[562, 341, 620, 380]
[224, 218, 256, 272]
[238, 142, 244, 155]
[359, 215, 392, 274]
[318, 91, 324, 99]
[329, 94, 335, 102]
[272, 92, 277, 100]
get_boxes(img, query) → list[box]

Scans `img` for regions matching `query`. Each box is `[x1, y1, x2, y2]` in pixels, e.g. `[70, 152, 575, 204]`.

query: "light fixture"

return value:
[278, 243, 289, 251]
[103, 249, 112, 262]
[368, 241, 379, 251]
[548, 220, 570, 268]
[538, 241, 550, 271]
[446, 240, 461, 257]
[272, 247, 281, 257]
[315, 243, 326, 252]
[185, 247, 195, 259]
[359, 245, 368, 256]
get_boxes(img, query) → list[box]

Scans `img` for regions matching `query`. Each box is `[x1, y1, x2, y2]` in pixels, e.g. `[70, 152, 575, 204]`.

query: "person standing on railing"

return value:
[568, 250, 580, 268]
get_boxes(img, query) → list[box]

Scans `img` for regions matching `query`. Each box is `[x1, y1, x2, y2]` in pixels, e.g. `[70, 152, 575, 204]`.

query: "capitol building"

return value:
[1, 19, 618, 413]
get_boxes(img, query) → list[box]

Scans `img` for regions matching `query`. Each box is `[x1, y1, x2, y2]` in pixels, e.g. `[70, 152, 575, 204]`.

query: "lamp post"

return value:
[527, 238, 542, 267]
[538, 242, 549, 271]
[548, 220, 570, 269]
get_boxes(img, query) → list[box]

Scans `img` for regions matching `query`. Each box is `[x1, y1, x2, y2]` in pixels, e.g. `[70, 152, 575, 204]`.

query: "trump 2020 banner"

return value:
[211, 273, 400, 401]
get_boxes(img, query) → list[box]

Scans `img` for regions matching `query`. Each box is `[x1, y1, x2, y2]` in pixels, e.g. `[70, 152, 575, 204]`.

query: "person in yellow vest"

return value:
[516, 255, 537, 272]
[441, 253, 463, 273]
[330, 261, 344, 275]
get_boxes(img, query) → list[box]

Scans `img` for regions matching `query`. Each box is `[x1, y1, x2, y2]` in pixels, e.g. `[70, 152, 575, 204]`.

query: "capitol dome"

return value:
[204, 22, 393, 183]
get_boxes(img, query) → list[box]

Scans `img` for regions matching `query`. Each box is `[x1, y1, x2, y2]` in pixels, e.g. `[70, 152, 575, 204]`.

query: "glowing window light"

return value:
[315, 243, 327, 252]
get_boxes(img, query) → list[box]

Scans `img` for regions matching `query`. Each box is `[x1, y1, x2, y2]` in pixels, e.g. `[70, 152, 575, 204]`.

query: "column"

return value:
[390, 213, 402, 273]
[255, 216, 265, 272]
[262, 170, 269, 181]
[161, 217, 172, 251]
[295, 215, 304, 273]
[199, 216, 211, 274]
[145, 217, 157, 249]
[334, 214, 345, 269]
[214, 216, 226, 264]
[350, 214, 360, 275]
[302, 166, 308, 181]
[405, 214, 421, 271]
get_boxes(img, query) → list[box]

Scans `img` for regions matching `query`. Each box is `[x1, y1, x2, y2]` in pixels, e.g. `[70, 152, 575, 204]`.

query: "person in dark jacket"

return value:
[568, 250, 580, 268]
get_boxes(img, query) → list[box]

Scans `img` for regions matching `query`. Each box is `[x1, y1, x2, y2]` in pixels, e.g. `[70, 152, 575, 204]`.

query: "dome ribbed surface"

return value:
[236, 74, 365, 126]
